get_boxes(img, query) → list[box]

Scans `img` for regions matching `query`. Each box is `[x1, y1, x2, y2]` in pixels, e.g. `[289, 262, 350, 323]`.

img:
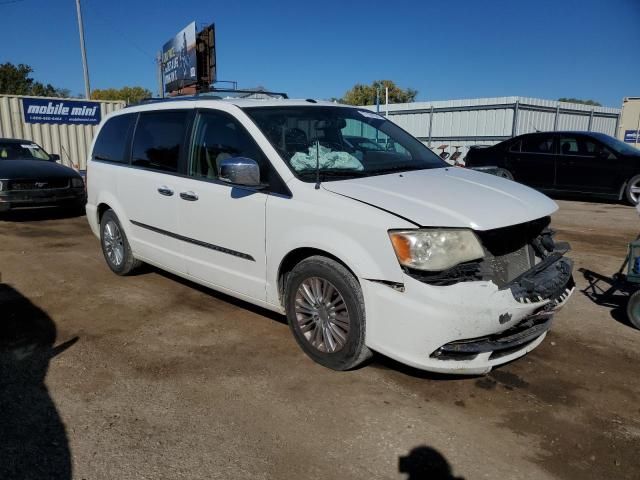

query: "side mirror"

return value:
[219, 157, 261, 187]
[597, 149, 613, 160]
[49, 153, 60, 162]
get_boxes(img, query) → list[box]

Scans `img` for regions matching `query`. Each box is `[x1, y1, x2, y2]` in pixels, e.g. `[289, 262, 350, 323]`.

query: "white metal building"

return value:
[363, 96, 621, 157]
[0, 94, 125, 169]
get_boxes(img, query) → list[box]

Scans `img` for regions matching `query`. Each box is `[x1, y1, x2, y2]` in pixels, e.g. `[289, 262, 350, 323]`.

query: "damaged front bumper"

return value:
[362, 220, 574, 375]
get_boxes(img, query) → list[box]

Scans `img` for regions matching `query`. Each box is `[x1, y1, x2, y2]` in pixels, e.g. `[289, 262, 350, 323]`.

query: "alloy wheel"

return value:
[103, 220, 124, 267]
[294, 277, 350, 353]
[629, 179, 640, 204]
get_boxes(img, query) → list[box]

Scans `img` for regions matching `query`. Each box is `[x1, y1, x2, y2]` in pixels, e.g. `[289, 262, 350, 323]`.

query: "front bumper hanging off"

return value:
[362, 222, 575, 375]
[431, 255, 574, 362]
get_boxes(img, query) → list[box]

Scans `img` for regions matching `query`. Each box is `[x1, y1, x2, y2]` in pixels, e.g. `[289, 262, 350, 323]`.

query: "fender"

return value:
[265, 190, 413, 306]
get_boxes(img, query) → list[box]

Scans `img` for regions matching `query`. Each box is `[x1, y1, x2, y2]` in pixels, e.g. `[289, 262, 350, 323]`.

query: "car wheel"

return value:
[494, 168, 514, 180]
[624, 175, 640, 205]
[284, 255, 372, 371]
[100, 210, 141, 275]
[626, 290, 640, 330]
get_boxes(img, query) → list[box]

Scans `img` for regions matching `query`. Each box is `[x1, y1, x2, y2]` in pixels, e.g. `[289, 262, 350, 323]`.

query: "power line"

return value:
[82, 0, 155, 61]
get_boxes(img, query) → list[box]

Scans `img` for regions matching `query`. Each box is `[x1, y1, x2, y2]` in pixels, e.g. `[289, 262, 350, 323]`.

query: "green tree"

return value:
[340, 80, 418, 106]
[558, 97, 602, 106]
[0, 62, 70, 97]
[91, 86, 152, 105]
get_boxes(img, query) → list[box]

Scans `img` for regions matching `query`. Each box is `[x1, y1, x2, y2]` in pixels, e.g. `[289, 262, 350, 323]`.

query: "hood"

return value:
[322, 167, 558, 231]
[0, 160, 79, 180]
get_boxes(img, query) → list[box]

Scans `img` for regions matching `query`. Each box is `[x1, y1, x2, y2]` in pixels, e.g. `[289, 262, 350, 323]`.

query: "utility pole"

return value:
[75, 0, 91, 99]
[156, 52, 164, 98]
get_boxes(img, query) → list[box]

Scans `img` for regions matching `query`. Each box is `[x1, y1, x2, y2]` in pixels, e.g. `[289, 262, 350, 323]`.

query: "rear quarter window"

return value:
[92, 114, 136, 163]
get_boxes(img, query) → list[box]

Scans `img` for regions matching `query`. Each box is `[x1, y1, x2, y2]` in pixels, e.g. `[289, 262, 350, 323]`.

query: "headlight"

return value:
[389, 229, 485, 271]
[71, 177, 84, 188]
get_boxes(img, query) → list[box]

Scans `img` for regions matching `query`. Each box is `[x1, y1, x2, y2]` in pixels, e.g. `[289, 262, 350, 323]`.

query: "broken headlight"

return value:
[389, 229, 485, 271]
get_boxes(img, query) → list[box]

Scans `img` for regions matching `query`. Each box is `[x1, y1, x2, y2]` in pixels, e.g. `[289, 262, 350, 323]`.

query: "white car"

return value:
[86, 97, 574, 374]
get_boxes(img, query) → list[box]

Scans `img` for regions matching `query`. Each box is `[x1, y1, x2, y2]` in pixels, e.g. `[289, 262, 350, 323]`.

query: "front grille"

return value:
[8, 178, 69, 191]
[480, 244, 535, 288]
[476, 217, 550, 257]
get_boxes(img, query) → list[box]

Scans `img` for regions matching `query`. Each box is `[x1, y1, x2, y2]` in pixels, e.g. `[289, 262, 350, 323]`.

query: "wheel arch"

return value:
[277, 247, 358, 306]
[97, 202, 111, 223]
[619, 173, 640, 202]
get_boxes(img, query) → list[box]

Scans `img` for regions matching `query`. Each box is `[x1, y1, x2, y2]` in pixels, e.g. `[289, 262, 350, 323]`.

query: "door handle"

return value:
[180, 191, 199, 201]
[157, 186, 174, 196]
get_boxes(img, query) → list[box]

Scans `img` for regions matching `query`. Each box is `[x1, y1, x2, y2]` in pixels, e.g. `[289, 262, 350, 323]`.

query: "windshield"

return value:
[0, 141, 50, 161]
[591, 132, 640, 156]
[243, 106, 446, 181]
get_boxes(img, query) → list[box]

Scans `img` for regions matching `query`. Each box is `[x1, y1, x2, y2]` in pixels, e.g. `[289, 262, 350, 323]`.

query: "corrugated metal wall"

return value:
[0, 95, 125, 169]
[364, 96, 621, 158]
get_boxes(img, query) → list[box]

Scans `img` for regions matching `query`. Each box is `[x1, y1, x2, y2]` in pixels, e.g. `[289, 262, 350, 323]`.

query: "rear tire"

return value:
[623, 175, 640, 205]
[626, 290, 640, 329]
[284, 256, 372, 371]
[494, 167, 514, 180]
[100, 210, 141, 276]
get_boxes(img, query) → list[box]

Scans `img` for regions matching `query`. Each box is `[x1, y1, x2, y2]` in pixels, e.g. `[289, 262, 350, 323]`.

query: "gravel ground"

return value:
[0, 199, 639, 480]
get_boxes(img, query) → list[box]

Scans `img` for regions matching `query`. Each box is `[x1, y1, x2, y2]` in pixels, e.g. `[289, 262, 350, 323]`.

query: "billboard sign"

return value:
[22, 98, 101, 125]
[162, 22, 197, 93]
[624, 130, 640, 143]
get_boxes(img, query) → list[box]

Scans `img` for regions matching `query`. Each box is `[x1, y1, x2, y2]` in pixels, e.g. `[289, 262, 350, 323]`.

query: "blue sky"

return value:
[1, 0, 638, 107]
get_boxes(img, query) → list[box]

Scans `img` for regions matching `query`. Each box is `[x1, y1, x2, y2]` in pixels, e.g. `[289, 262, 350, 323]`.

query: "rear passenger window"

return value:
[521, 136, 553, 154]
[92, 114, 135, 163]
[132, 111, 188, 173]
[559, 137, 579, 155]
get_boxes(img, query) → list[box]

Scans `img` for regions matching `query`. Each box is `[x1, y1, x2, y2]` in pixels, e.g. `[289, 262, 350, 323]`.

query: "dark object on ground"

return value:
[398, 445, 465, 480]
[0, 283, 78, 480]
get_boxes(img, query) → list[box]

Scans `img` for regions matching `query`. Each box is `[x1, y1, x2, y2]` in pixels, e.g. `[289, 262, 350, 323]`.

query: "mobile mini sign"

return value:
[624, 130, 640, 144]
[22, 98, 101, 125]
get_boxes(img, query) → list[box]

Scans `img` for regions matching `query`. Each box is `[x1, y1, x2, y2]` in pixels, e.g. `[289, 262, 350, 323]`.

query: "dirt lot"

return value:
[1, 199, 639, 480]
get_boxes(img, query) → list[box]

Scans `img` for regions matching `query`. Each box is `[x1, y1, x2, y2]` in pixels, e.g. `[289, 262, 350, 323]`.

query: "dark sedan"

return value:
[0, 139, 86, 212]
[464, 131, 640, 203]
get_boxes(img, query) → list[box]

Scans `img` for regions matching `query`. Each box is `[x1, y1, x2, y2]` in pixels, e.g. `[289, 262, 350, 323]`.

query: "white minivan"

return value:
[86, 97, 574, 374]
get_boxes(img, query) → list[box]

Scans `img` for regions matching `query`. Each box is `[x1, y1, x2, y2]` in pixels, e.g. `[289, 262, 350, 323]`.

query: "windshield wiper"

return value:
[372, 165, 426, 175]
[297, 169, 368, 180]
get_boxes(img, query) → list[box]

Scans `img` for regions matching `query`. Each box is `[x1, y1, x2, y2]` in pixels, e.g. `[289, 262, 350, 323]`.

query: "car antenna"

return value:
[526, 118, 541, 133]
[315, 139, 321, 190]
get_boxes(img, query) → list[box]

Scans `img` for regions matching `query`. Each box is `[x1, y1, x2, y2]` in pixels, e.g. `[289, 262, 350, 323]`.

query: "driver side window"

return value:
[342, 118, 411, 157]
[189, 111, 266, 180]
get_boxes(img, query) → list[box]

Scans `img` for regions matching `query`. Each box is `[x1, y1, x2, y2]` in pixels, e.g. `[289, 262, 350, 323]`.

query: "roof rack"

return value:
[200, 88, 289, 99]
[129, 88, 289, 108]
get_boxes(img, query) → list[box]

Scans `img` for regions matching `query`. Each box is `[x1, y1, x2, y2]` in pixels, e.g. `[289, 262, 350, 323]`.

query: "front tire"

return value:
[624, 175, 640, 205]
[100, 210, 141, 275]
[494, 167, 514, 180]
[284, 256, 372, 371]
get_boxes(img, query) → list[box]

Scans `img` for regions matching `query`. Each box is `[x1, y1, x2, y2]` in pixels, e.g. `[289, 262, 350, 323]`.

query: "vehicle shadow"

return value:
[398, 445, 465, 479]
[0, 207, 85, 223]
[0, 283, 78, 480]
[148, 266, 484, 377]
[579, 267, 635, 328]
